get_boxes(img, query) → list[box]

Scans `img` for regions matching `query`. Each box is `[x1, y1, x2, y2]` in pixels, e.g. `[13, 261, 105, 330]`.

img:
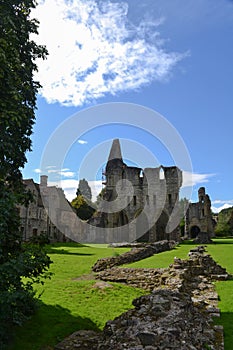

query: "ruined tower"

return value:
[91, 139, 182, 242]
[186, 187, 214, 239]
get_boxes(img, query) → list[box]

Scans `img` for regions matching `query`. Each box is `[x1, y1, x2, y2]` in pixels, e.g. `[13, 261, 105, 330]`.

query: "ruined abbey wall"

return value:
[91, 139, 183, 243]
[186, 187, 215, 239]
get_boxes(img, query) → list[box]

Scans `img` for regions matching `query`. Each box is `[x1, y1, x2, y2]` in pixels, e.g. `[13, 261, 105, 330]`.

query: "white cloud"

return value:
[212, 203, 233, 214]
[31, 0, 185, 106]
[182, 171, 215, 187]
[77, 139, 88, 144]
[47, 169, 59, 174]
[60, 171, 76, 177]
[46, 165, 56, 169]
[211, 200, 233, 213]
[47, 168, 75, 177]
[61, 168, 70, 171]
[34, 168, 42, 173]
[212, 199, 233, 205]
[88, 180, 103, 201]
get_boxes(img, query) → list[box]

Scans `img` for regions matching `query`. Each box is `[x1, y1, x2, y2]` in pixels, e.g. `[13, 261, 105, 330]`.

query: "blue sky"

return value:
[23, 0, 233, 212]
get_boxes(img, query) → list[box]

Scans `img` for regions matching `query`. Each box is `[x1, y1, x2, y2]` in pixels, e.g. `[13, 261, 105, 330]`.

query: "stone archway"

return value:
[190, 225, 201, 238]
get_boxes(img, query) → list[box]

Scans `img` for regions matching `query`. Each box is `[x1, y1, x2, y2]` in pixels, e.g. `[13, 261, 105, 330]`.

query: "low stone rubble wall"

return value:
[92, 240, 176, 272]
[97, 267, 166, 291]
[97, 246, 228, 293]
[55, 246, 230, 350]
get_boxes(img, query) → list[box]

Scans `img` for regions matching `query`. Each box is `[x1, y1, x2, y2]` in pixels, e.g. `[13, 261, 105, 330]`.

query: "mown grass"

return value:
[9, 240, 233, 350]
[206, 239, 233, 350]
[9, 243, 145, 350]
[122, 242, 197, 268]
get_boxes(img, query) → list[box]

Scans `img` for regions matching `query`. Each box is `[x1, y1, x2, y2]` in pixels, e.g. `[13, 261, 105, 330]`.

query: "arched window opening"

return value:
[159, 168, 165, 180]
[190, 226, 200, 239]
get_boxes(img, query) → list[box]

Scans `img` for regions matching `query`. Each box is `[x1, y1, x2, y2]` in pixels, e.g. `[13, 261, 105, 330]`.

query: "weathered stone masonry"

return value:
[186, 187, 215, 240]
[92, 240, 176, 272]
[89, 139, 182, 243]
[55, 246, 230, 350]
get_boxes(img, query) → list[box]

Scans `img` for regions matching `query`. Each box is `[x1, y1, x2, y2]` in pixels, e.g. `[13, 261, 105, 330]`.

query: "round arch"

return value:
[190, 225, 200, 238]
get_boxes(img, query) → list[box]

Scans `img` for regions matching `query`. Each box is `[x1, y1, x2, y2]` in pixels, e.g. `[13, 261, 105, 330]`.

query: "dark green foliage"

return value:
[0, 0, 47, 185]
[72, 179, 96, 220]
[29, 232, 50, 246]
[0, 184, 52, 348]
[215, 207, 233, 237]
[0, 1, 51, 348]
[71, 195, 96, 220]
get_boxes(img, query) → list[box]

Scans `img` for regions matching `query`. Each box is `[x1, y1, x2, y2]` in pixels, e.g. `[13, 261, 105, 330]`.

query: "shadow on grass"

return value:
[47, 242, 86, 249]
[179, 240, 199, 245]
[9, 302, 100, 350]
[46, 248, 94, 256]
[215, 312, 233, 350]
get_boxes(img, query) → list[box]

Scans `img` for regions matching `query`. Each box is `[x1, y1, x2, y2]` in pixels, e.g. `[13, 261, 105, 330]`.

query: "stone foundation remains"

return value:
[92, 240, 176, 272]
[55, 246, 230, 350]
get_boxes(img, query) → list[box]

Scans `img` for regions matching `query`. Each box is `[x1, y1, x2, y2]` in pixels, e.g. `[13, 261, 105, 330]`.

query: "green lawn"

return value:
[207, 239, 233, 350]
[9, 240, 233, 350]
[9, 243, 145, 350]
[123, 242, 197, 268]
